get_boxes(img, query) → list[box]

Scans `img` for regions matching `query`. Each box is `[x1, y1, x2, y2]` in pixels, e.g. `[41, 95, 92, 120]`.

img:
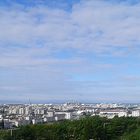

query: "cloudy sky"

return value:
[0, 0, 140, 103]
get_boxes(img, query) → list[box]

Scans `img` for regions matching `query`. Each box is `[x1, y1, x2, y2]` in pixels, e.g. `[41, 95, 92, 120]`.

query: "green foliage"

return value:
[122, 127, 140, 140]
[0, 116, 140, 140]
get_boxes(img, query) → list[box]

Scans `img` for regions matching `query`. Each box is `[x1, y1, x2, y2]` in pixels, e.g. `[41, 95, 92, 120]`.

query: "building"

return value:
[132, 110, 140, 117]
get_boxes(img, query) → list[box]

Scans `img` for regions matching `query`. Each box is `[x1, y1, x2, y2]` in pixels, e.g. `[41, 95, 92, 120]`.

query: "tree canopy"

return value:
[0, 116, 140, 140]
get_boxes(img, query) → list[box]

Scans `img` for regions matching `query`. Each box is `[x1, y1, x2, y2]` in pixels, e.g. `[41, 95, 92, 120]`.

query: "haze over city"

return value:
[0, 0, 140, 103]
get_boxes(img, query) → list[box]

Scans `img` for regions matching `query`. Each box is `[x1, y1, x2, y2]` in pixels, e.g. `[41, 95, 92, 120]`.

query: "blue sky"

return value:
[0, 0, 140, 103]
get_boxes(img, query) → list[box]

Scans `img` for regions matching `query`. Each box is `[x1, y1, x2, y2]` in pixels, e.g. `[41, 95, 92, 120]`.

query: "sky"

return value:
[0, 0, 140, 103]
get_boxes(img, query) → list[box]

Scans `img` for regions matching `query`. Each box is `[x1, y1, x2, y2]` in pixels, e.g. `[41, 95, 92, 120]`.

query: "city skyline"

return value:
[0, 0, 140, 103]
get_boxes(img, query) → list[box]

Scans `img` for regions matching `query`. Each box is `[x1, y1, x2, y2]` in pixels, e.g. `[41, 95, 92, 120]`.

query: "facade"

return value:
[132, 110, 140, 117]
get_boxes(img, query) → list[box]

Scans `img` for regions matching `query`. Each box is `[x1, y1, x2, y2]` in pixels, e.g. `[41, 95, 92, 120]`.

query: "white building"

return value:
[32, 118, 43, 124]
[14, 120, 30, 127]
[118, 111, 127, 117]
[65, 112, 72, 120]
[44, 117, 55, 122]
[47, 111, 54, 117]
[19, 108, 25, 115]
[55, 114, 65, 121]
[132, 110, 140, 117]
[99, 110, 127, 118]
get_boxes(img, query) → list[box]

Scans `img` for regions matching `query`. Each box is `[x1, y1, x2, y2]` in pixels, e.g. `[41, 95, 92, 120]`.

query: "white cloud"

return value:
[0, 0, 140, 102]
[0, 0, 140, 55]
[0, 0, 139, 68]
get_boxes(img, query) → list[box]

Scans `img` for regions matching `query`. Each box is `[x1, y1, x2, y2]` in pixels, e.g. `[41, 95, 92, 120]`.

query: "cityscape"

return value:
[1, 0, 140, 139]
[0, 102, 140, 129]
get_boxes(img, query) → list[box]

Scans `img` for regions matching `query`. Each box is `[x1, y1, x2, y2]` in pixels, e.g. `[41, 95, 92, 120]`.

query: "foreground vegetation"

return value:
[0, 116, 140, 140]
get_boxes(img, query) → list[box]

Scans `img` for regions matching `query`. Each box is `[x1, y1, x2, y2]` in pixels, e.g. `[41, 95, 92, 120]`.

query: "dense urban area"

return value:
[0, 102, 140, 128]
[0, 103, 140, 139]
